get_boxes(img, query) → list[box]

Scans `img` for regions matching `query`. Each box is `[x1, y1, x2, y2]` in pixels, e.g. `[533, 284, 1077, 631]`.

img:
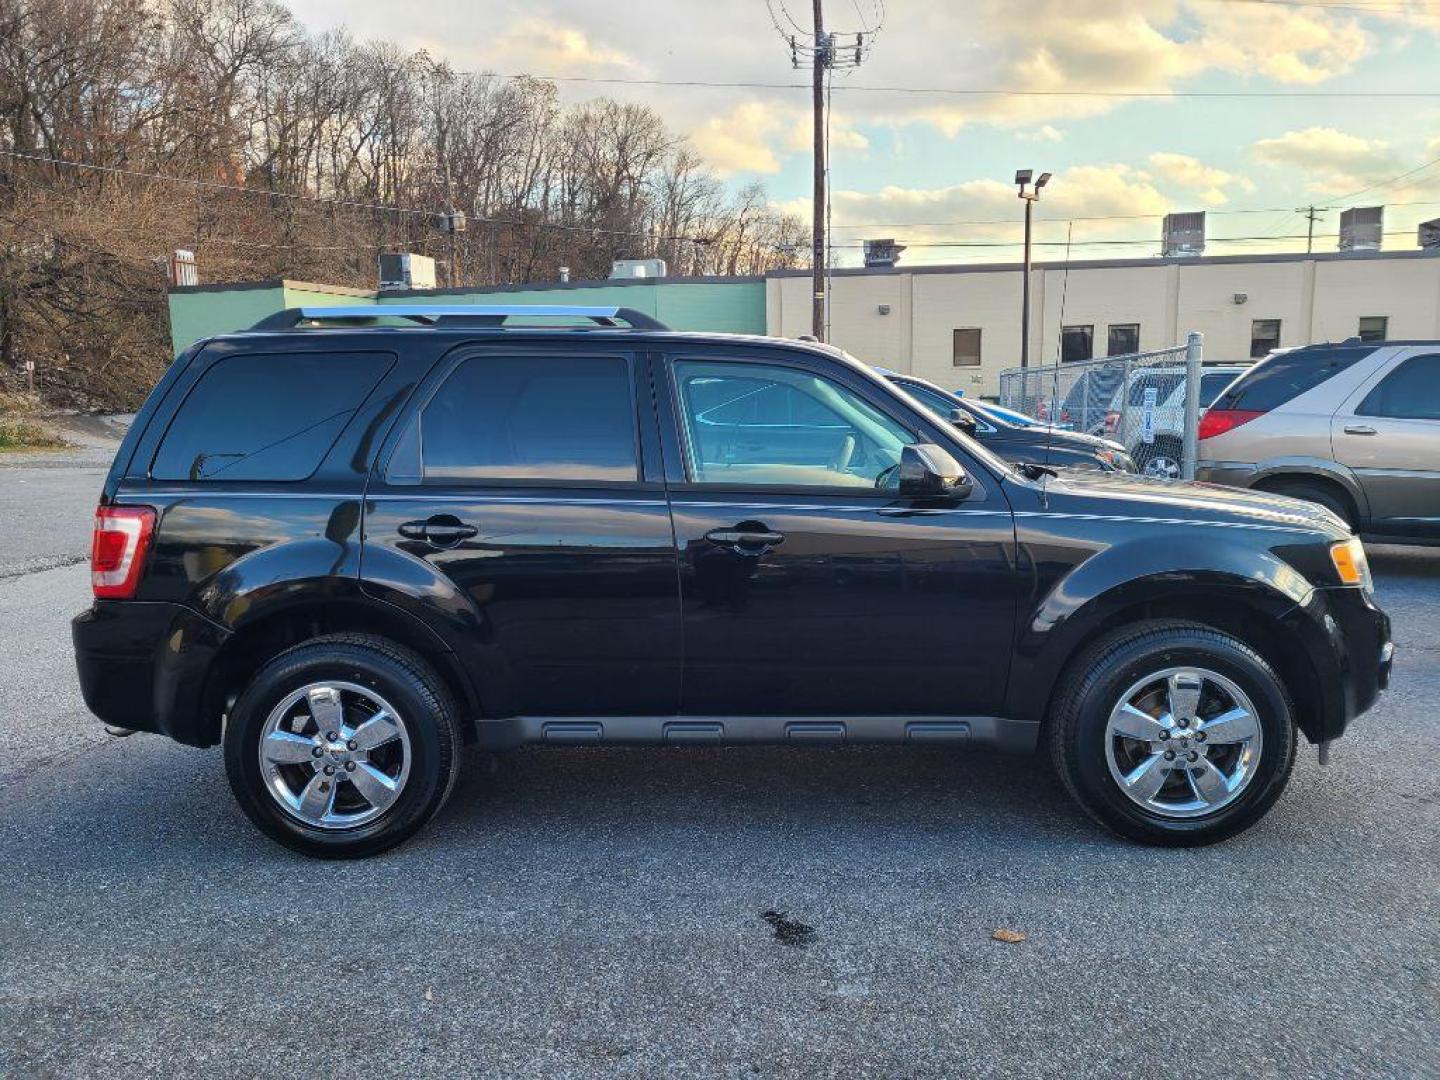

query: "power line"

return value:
[0, 149, 714, 244]
[470, 70, 1440, 98]
[1193, 0, 1434, 13]
[831, 230, 1427, 249]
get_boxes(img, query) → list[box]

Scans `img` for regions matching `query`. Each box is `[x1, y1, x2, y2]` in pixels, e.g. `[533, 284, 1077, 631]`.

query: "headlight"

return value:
[1329, 537, 1373, 593]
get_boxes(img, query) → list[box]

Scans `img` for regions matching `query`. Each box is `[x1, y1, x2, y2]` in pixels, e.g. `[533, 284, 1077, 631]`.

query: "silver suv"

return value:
[1104, 364, 1250, 478]
[1197, 341, 1440, 543]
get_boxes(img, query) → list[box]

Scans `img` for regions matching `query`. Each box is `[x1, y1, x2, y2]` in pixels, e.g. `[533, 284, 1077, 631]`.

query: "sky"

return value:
[286, 0, 1440, 266]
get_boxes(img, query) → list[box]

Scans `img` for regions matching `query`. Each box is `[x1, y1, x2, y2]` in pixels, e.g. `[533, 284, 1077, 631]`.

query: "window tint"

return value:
[952, 328, 982, 367]
[1061, 326, 1094, 363]
[420, 355, 637, 482]
[1250, 319, 1282, 359]
[1212, 347, 1372, 412]
[1129, 373, 1182, 406]
[897, 380, 958, 418]
[1199, 371, 1238, 408]
[1357, 354, 1440, 420]
[152, 352, 391, 481]
[1107, 324, 1139, 356]
[674, 360, 918, 489]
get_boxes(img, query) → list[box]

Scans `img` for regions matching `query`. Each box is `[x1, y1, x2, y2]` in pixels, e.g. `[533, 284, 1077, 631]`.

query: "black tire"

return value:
[1259, 478, 1356, 529]
[1048, 620, 1297, 846]
[223, 633, 462, 859]
[1133, 436, 1184, 480]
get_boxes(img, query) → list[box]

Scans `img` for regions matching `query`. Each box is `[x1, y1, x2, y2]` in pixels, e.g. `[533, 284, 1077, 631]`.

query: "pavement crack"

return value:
[0, 554, 88, 580]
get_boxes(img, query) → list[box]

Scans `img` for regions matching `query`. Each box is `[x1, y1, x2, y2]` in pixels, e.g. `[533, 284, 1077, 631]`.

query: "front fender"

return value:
[1005, 529, 1314, 724]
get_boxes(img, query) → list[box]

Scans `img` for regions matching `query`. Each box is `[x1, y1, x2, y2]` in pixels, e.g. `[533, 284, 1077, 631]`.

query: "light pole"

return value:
[1016, 169, 1051, 368]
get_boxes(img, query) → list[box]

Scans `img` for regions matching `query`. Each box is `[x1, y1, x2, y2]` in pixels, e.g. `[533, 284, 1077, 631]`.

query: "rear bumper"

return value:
[72, 602, 230, 747]
[1285, 585, 1391, 743]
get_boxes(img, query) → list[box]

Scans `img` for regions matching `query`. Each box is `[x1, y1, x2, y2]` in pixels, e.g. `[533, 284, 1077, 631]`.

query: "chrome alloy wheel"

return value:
[1104, 666, 1263, 818]
[1141, 454, 1181, 480]
[257, 682, 411, 829]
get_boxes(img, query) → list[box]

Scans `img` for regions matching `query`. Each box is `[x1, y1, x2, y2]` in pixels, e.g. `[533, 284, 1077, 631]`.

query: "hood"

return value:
[1030, 427, 1124, 453]
[1038, 470, 1350, 537]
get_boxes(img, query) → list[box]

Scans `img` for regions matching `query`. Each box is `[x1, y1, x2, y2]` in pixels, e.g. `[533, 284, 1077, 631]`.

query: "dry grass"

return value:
[0, 392, 67, 450]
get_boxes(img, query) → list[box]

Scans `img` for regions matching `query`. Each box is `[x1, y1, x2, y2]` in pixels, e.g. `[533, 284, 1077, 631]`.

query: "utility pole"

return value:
[811, 0, 827, 340]
[1298, 205, 1326, 255]
[775, 1, 879, 342]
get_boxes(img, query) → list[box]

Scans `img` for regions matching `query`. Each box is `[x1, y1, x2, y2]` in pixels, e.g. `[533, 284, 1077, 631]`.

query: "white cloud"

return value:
[1252, 127, 1407, 196]
[689, 103, 785, 175]
[489, 17, 639, 74]
[1019, 125, 1067, 143]
[1147, 152, 1255, 206]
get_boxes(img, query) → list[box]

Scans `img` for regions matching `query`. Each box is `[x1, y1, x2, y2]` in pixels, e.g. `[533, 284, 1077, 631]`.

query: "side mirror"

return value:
[899, 443, 972, 500]
[948, 407, 978, 435]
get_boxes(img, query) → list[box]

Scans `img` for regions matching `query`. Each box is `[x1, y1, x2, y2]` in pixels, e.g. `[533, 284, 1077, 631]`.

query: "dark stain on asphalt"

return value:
[762, 909, 816, 947]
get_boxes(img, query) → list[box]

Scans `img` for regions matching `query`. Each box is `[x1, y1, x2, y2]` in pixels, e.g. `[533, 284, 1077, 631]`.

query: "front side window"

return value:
[418, 354, 638, 482]
[1357, 354, 1440, 421]
[1357, 316, 1388, 342]
[953, 328, 982, 367]
[1107, 324, 1140, 356]
[1250, 319, 1282, 358]
[152, 352, 392, 481]
[674, 359, 919, 489]
[1062, 325, 1094, 363]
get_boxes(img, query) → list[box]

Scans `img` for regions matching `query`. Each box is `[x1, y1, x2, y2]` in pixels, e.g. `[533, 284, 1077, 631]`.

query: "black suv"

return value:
[73, 305, 1392, 857]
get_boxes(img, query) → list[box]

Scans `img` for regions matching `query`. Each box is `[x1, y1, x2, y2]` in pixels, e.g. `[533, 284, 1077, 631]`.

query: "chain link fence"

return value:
[997, 332, 1204, 479]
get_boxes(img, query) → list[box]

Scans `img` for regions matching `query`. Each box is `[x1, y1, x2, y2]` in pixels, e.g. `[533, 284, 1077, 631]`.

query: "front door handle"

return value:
[1343, 424, 1378, 436]
[398, 515, 478, 547]
[704, 525, 785, 555]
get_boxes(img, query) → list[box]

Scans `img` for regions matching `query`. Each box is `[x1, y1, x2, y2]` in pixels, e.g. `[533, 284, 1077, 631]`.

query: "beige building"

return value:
[766, 250, 1440, 397]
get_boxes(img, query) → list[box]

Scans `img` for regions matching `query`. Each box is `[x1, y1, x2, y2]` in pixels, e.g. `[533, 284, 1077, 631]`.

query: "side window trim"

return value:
[380, 346, 656, 490]
[1337, 347, 1406, 418]
[660, 350, 988, 498]
[1353, 350, 1440, 421]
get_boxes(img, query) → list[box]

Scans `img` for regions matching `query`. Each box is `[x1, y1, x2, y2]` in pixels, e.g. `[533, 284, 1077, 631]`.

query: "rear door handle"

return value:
[704, 526, 785, 554]
[398, 516, 478, 547]
[1343, 424, 1378, 436]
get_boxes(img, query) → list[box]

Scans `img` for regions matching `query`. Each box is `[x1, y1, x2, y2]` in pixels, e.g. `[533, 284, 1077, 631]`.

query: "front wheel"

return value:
[1134, 437, 1184, 480]
[1048, 621, 1297, 846]
[223, 633, 462, 858]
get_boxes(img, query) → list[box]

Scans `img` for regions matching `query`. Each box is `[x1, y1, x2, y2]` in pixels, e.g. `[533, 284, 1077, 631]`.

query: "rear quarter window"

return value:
[1211, 347, 1372, 412]
[151, 352, 393, 481]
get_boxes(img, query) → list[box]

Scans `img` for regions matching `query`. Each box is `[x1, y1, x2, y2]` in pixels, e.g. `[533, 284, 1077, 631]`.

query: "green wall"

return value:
[167, 278, 767, 354]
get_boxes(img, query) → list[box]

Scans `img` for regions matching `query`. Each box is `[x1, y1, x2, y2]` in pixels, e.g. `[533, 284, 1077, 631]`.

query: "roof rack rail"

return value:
[249, 304, 670, 332]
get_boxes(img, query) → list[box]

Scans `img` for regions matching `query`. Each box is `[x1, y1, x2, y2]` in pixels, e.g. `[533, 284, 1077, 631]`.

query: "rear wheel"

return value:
[1134, 436, 1184, 480]
[223, 633, 461, 858]
[1048, 621, 1297, 845]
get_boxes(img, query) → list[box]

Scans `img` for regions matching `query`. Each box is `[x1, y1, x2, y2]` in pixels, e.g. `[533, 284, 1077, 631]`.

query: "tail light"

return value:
[1197, 408, 1265, 441]
[1103, 410, 1120, 434]
[91, 505, 155, 599]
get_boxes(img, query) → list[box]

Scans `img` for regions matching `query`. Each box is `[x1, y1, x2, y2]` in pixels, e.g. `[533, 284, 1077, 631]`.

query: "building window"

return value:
[1250, 319, 1282, 358]
[1061, 325, 1094, 363]
[952, 328, 982, 367]
[1107, 324, 1140, 356]
[1357, 316, 1388, 342]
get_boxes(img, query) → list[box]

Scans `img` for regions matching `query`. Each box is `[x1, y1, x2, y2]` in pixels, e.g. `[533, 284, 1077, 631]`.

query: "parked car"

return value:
[74, 305, 1390, 857]
[1035, 366, 1125, 433]
[1198, 341, 1440, 544]
[1104, 364, 1251, 478]
[881, 370, 1136, 473]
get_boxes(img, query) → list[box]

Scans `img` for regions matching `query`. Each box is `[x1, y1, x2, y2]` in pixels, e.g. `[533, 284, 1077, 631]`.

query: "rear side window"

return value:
[1357, 354, 1440, 421]
[1199, 371, 1239, 408]
[418, 355, 637, 482]
[151, 352, 391, 481]
[1211, 347, 1372, 412]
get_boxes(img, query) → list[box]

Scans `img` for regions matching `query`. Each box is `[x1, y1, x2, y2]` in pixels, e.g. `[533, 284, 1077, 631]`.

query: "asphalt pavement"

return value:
[1, 444, 1436, 1079]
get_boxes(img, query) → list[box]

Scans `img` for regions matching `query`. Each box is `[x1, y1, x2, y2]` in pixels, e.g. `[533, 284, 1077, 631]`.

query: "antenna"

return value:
[1043, 221, 1076, 493]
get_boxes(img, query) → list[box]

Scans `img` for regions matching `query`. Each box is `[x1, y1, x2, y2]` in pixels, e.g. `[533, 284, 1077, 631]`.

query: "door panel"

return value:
[662, 352, 1019, 717]
[362, 348, 681, 716]
[1331, 350, 1440, 537]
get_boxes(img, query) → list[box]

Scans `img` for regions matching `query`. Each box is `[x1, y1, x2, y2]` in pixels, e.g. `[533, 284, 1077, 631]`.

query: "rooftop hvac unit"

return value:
[378, 253, 436, 291]
[863, 238, 906, 268]
[1162, 212, 1206, 257]
[1419, 218, 1440, 254]
[609, 259, 667, 279]
[1339, 207, 1383, 253]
